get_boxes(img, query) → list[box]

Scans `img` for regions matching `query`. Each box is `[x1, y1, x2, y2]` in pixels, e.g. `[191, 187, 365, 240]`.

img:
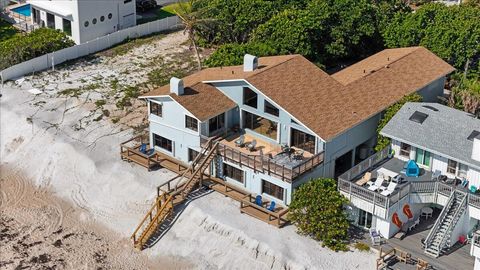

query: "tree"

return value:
[174, 0, 211, 70]
[447, 75, 480, 117]
[382, 3, 480, 75]
[204, 42, 277, 67]
[288, 178, 350, 251]
[193, 0, 276, 44]
[374, 93, 423, 152]
[0, 28, 74, 70]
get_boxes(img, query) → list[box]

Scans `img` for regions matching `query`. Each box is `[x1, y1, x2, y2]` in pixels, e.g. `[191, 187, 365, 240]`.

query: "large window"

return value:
[290, 128, 315, 153]
[188, 148, 199, 162]
[399, 142, 411, 158]
[62, 18, 72, 36]
[209, 113, 225, 134]
[185, 115, 198, 132]
[153, 134, 172, 152]
[262, 180, 284, 200]
[243, 87, 257, 108]
[415, 148, 431, 167]
[243, 111, 277, 140]
[264, 100, 279, 117]
[150, 102, 162, 117]
[223, 164, 243, 183]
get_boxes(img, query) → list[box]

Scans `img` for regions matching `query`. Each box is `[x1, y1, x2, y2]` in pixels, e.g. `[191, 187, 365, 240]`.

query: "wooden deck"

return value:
[359, 209, 474, 270]
[205, 177, 289, 228]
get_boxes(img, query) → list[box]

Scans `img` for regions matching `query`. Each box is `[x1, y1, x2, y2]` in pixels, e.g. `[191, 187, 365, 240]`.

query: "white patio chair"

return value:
[368, 175, 385, 191]
[408, 217, 420, 231]
[370, 228, 381, 246]
[380, 182, 397, 196]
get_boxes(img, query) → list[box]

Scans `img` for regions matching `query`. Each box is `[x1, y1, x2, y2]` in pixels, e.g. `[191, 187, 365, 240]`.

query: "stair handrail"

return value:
[173, 138, 217, 191]
[177, 141, 219, 197]
[131, 192, 171, 244]
[424, 191, 456, 250]
[134, 194, 174, 248]
[438, 191, 467, 251]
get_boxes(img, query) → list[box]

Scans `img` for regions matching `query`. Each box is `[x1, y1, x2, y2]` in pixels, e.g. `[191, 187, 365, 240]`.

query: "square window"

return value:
[185, 115, 198, 132]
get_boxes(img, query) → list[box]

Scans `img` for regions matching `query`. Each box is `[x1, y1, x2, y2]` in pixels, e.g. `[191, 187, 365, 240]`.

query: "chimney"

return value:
[243, 54, 258, 72]
[170, 77, 184, 96]
[473, 136, 480, 162]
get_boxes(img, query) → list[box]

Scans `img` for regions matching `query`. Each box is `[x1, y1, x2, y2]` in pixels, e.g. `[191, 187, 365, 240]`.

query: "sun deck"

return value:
[217, 132, 323, 182]
[338, 147, 480, 219]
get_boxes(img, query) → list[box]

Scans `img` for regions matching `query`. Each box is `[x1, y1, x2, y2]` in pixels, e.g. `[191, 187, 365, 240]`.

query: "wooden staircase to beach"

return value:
[131, 139, 219, 250]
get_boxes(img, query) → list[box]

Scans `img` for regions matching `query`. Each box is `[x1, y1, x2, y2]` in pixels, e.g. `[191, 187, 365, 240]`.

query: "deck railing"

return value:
[240, 194, 289, 227]
[338, 147, 480, 216]
[120, 135, 159, 171]
[217, 142, 324, 183]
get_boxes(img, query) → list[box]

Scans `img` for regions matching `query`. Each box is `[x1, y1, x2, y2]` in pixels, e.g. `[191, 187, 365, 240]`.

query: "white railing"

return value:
[0, 16, 181, 81]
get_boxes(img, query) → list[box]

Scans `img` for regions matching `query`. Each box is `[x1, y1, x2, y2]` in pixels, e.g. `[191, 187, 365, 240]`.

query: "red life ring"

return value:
[403, 204, 413, 219]
[392, 213, 403, 228]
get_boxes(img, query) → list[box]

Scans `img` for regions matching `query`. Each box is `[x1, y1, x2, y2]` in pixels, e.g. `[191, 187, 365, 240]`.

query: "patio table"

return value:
[421, 207, 433, 220]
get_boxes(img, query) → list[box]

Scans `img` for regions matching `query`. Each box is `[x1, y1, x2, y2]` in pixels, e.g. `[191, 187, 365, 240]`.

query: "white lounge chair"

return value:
[368, 175, 385, 191]
[380, 182, 398, 196]
[408, 218, 420, 232]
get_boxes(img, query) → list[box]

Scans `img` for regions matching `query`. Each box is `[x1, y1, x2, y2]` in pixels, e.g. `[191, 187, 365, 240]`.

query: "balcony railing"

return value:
[217, 142, 324, 183]
[338, 147, 480, 217]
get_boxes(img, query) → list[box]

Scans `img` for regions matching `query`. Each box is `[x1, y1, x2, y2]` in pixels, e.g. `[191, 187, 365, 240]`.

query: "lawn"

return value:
[0, 19, 19, 42]
[137, 3, 188, 25]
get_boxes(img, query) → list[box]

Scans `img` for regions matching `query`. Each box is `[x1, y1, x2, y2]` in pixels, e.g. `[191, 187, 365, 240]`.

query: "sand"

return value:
[0, 31, 377, 270]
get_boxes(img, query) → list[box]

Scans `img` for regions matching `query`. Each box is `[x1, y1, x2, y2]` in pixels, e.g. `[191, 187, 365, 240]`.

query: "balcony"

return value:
[338, 147, 480, 219]
[214, 132, 324, 183]
[471, 232, 480, 258]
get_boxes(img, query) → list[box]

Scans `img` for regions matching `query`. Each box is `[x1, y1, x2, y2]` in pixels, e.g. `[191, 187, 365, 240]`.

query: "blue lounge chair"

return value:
[139, 143, 147, 154]
[405, 160, 420, 177]
[145, 148, 155, 156]
[267, 201, 276, 212]
[470, 185, 477, 194]
[255, 195, 262, 207]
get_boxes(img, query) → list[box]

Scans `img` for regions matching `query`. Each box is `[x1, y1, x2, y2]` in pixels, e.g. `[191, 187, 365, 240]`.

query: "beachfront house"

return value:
[339, 102, 480, 263]
[122, 46, 453, 249]
[28, 0, 136, 44]
[126, 47, 452, 206]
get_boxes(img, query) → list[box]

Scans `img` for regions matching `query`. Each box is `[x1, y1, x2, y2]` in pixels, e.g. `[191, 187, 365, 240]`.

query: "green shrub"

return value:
[354, 242, 370, 252]
[288, 178, 350, 251]
[0, 28, 74, 70]
[374, 93, 422, 152]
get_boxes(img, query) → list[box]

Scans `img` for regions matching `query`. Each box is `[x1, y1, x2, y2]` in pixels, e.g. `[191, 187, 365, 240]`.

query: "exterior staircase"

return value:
[131, 138, 219, 250]
[424, 190, 467, 257]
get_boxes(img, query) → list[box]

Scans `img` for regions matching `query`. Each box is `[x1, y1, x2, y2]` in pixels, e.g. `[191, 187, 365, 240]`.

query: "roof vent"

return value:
[473, 136, 480, 162]
[468, 130, 480, 141]
[243, 54, 258, 72]
[422, 105, 439, 112]
[170, 77, 184, 96]
[409, 111, 428, 124]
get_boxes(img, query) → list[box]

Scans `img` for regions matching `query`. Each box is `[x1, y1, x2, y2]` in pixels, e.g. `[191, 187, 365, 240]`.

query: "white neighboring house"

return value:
[339, 102, 480, 267]
[28, 0, 136, 44]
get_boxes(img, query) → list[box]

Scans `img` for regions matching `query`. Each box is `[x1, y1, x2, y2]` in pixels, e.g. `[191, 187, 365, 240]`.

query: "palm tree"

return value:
[174, 0, 211, 71]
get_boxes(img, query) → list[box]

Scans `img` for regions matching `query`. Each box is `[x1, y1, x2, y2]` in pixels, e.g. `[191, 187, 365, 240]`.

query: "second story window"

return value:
[185, 115, 198, 132]
[264, 100, 279, 117]
[243, 87, 257, 108]
[150, 102, 162, 117]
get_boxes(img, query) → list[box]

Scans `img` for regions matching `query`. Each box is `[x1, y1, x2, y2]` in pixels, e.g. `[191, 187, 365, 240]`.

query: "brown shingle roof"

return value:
[331, 47, 421, 85]
[146, 82, 236, 122]
[141, 47, 454, 141]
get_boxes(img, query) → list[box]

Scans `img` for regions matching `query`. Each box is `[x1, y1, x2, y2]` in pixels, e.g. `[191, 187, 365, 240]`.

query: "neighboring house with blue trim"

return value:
[139, 47, 454, 206]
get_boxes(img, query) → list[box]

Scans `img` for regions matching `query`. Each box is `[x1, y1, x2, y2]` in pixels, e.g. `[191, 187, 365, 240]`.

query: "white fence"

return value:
[0, 16, 181, 82]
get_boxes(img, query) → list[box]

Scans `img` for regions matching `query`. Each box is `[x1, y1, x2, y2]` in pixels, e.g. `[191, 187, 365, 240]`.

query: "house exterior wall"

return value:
[417, 76, 446, 102]
[30, 0, 136, 44]
[217, 159, 293, 205]
[148, 97, 201, 163]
